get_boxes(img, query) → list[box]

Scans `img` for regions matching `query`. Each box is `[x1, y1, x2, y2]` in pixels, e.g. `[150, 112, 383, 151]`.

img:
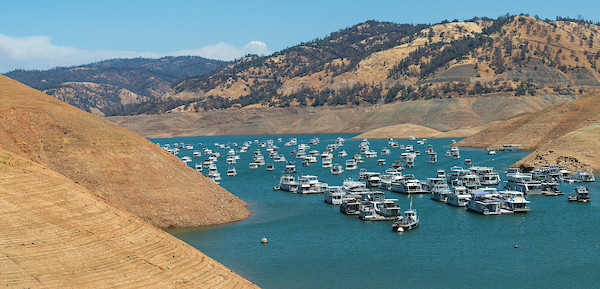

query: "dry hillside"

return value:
[0, 148, 258, 288]
[458, 92, 600, 171]
[107, 94, 575, 138]
[0, 75, 250, 228]
[169, 16, 600, 113]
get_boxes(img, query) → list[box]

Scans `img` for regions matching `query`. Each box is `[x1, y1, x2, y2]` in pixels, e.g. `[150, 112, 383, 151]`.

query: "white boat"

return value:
[504, 172, 543, 194]
[364, 150, 377, 158]
[358, 169, 381, 188]
[226, 167, 237, 176]
[446, 186, 470, 207]
[466, 190, 501, 215]
[345, 159, 358, 171]
[353, 154, 364, 164]
[487, 149, 496, 155]
[499, 191, 530, 212]
[567, 186, 591, 202]
[277, 175, 299, 192]
[298, 175, 328, 194]
[427, 178, 451, 202]
[390, 175, 427, 194]
[340, 198, 362, 215]
[324, 187, 345, 205]
[338, 150, 348, 157]
[392, 160, 403, 171]
[377, 159, 386, 166]
[470, 166, 501, 186]
[379, 169, 404, 191]
[285, 162, 297, 173]
[305, 155, 317, 163]
[194, 163, 203, 172]
[450, 147, 460, 159]
[322, 158, 333, 168]
[266, 163, 275, 171]
[392, 199, 419, 232]
[570, 171, 595, 182]
[274, 155, 287, 162]
[331, 164, 344, 175]
[436, 169, 446, 179]
[249, 162, 259, 169]
[381, 147, 391, 155]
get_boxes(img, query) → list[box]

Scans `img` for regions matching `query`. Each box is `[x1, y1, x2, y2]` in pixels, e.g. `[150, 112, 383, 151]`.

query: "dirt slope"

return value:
[0, 148, 259, 288]
[353, 124, 442, 139]
[458, 93, 600, 171]
[107, 94, 575, 139]
[0, 75, 250, 228]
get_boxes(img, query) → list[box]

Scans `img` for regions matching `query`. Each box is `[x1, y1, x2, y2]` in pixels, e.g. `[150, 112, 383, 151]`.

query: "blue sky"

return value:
[1, 0, 598, 72]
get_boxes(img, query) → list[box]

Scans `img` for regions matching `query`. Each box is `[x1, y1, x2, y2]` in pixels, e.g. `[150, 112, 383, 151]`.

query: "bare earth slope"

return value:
[458, 93, 600, 171]
[107, 95, 575, 138]
[0, 148, 258, 288]
[0, 75, 250, 228]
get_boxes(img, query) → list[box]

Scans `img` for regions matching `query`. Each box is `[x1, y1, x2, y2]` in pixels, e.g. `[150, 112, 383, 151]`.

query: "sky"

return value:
[1, 0, 599, 73]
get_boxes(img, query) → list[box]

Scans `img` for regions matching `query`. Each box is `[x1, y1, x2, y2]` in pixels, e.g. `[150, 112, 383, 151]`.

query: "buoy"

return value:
[261, 237, 268, 244]
[396, 227, 404, 232]
[514, 245, 518, 248]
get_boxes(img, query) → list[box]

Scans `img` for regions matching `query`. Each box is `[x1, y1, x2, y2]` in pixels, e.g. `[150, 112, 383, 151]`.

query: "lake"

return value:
[155, 134, 599, 289]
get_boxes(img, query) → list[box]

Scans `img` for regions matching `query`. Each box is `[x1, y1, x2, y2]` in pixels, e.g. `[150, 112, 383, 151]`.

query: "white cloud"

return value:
[0, 34, 271, 73]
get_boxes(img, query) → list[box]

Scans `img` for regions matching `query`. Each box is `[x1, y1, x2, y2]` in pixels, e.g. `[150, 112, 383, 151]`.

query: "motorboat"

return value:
[322, 158, 333, 168]
[446, 186, 470, 207]
[331, 164, 344, 175]
[379, 169, 404, 191]
[340, 198, 362, 215]
[266, 163, 275, 171]
[298, 175, 328, 194]
[427, 178, 451, 202]
[570, 171, 595, 182]
[277, 175, 299, 192]
[498, 191, 530, 212]
[358, 169, 382, 188]
[466, 190, 502, 215]
[377, 159, 386, 166]
[226, 167, 237, 176]
[249, 162, 259, 169]
[392, 198, 419, 232]
[345, 159, 358, 171]
[284, 162, 297, 173]
[567, 186, 591, 202]
[338, 150, 348, 157]
[504, 172, 543, 194]
[470, 166, 501, 186]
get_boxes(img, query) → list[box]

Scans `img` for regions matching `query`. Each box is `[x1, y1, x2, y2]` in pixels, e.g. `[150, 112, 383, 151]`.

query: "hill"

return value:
[0, 75, 250, 228]
[5, 56, 226, 116]
[164, 15, 600, 113]
[107, 94, 574, 138]
[457, 92, 600, 171]
[0, 147, 258, 288]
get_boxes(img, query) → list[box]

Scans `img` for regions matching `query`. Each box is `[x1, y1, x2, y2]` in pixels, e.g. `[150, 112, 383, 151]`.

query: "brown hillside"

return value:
[457, 92, 600, 171]
[515, 120, 600, 172]
[353, 124, 442, 139]
[0, 75, 250, 228]
[0, 148, 258, 288]
[107, 95, 575, 138]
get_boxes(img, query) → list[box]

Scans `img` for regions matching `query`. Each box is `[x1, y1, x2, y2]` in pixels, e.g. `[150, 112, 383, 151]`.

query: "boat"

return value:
[358, 169, 382, 188]
[340, 197, 362, 215]
[390, 175, 428, 194]
[498, 191, 530, 213]
[379, 169, 404, 191]
[570, 171, 596, 182]
[302, 160, 310, 167]
[381, 147, 391, 155]
[277, 175, 299, 192]
[392, 160, 403, 171]
[392, 198, 419, 232]
[298, 175, 328, 194]
[338, 150, 348, 157]
[436, 169, 446, 179]
[464, 159, 472, 166]
[322, 158, 333, 168]
[266, 163, 275, 171]
[345, 159, 358, 171]
[504, 172, 543, 195]
[226, 167, 237, 176]
[364, 150, 378, 158]
[377, 159, 386, 166]
[567, 186, 591, 202]
[450, 147, 460, 159]
[284, 162, 297, 173]
[446, 186, 470, 207]
[541, 181, 563, 195]
[487, 149, 496, 155]
[466, 190, 502, 215]
[470, 166, 501, 186]
[331, 164, 344, 175]
[194, 163, 203, 172]
[249, 162, 259, 169]
[426, 178, 451, 202]
[324, 187, 345, 205]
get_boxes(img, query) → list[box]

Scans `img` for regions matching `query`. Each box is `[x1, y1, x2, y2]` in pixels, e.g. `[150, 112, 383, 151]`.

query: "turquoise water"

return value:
[155, 134, 600, 289]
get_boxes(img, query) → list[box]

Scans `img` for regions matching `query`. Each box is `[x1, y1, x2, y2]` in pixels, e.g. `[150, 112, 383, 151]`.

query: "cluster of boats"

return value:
[159, 135, 594, 233]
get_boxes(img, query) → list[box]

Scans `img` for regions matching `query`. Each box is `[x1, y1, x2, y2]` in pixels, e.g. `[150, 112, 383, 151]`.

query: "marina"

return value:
[160, 133, 599, 289]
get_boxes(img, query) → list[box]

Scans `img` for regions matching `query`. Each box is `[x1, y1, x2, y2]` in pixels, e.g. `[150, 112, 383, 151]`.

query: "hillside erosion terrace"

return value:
[0, 147, 259, 288]
[0, 75, 250, 228]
